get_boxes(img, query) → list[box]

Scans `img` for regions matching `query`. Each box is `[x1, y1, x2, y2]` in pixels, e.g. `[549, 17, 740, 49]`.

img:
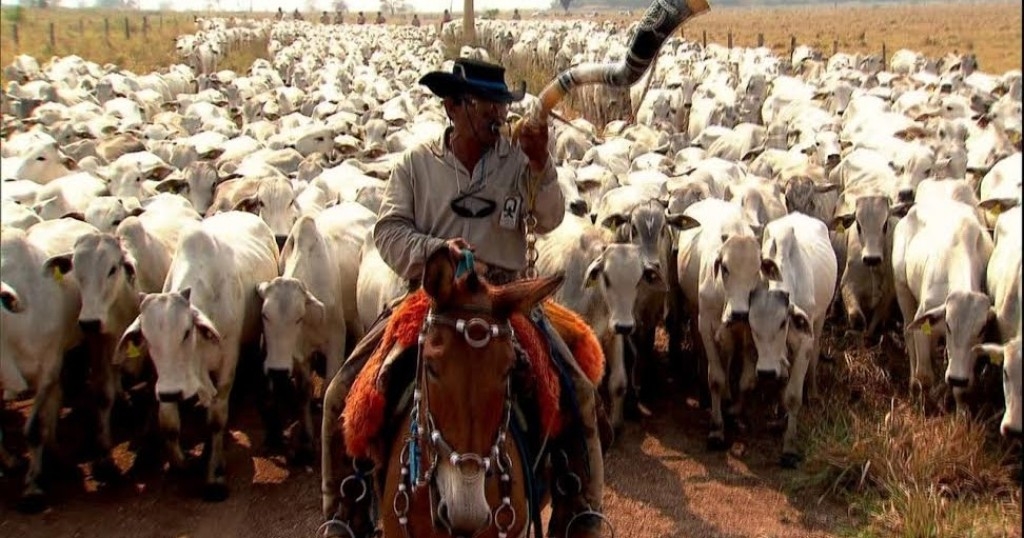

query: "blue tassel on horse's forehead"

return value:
[455, 250, 475, 278]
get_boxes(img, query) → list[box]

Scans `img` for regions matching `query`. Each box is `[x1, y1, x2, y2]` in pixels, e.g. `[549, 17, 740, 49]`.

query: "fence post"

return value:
[11, 23, 18, 45]
[727, 31, 732, 49]
[124, 17, 130, 39]
[790, 35, 797, 61]
[702, 29, 707, 48]
[881, 42, 887, 67]
[757, 33, 764, 47]
[49, 22, 55, 47]
[104, 18, 109, 40]
[833, 39, 838, 56]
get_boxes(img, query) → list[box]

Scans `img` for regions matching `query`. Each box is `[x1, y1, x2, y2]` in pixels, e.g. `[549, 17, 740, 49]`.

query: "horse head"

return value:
[385, 248, 563, 537]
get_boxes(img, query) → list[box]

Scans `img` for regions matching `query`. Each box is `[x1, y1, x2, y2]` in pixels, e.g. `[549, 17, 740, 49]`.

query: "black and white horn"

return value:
[537, 0, 710, 115]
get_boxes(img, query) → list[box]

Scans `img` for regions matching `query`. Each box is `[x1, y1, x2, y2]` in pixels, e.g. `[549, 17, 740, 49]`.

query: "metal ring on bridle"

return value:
[566, 510, 616, 538]
[457, 317, 498, 348]
[555, 472, 582, 497]
[339, 475, 368, 503]
[449, 452, 491, 477]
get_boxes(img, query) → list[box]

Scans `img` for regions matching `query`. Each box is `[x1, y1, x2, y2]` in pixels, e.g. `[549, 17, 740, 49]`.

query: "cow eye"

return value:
[721, 264, 730, 277]
[35, 155, 47, 161]
[779, 318, 787, 330]
[107, 266, 117, 277]
[112, 219, 122, 227]
[183, 328, 191, 342]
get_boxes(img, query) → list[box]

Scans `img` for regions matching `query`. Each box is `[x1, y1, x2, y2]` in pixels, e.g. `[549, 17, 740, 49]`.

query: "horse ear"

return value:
[422, 246, 455, 306]
[495, 273, 565, 316]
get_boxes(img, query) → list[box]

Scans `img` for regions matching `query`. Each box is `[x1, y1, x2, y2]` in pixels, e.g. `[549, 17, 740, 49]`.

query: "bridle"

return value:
[393, 305, 520, 538]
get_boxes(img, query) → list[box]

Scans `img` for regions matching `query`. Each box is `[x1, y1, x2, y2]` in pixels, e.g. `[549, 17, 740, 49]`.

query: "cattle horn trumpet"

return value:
[514, 0, 710, 142]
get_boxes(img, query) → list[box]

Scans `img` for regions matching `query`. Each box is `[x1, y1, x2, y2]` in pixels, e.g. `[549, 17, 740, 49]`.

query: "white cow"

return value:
[536, 215, 652, 432]
[355, 229, 405, 333]
[892, 200, 994, 408]
[113, 211, 279, 501]
[748, 213, 837, 467]
[973, 337, 1022, 438]
[673, 198, 761, 449]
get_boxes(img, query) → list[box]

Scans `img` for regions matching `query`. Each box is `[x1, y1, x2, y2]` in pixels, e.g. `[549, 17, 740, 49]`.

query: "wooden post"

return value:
[727, 31, 732, 49]
[11, 23, 17, 45]
[124, 17, 130, 40]
[881, 42, 887, 67]
[49, 22, 55, 47]
[790, 35, 797, 60]
[104, 18, 109, 40]
[833, 39, 838, 56]
[757, 33, 764, 47]
[702, 29, 707, 48]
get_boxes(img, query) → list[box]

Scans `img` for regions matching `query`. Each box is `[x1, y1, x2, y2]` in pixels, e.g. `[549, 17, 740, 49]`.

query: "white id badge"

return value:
[499, 195, 522, 229]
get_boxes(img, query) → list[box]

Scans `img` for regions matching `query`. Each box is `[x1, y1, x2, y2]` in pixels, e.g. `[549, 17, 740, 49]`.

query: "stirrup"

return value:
[566, 509, 615, 538]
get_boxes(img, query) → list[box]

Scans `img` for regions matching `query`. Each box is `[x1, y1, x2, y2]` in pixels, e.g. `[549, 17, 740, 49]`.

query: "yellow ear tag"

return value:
[126, 341, 142, 359]
[52, 266, 64, 283]
[989, 351, 1004, 366]
[990, 205, 1003, 217]
[921, 320, 933, 336]
[836, 222, 846, 234]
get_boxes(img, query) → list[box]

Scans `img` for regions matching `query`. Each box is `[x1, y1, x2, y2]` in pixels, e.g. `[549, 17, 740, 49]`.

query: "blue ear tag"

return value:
[456, 250, 475, 278]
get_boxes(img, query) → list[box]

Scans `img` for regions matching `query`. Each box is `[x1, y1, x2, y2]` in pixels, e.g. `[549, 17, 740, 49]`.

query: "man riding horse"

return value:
[319, 58, 609, 538]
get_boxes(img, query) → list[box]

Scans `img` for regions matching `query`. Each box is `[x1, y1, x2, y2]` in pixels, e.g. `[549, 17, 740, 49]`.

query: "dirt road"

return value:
[0, 368, 855, 538]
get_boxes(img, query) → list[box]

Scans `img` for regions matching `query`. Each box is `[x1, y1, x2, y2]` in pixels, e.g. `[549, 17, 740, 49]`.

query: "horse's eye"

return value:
[426, 363, 439, 380]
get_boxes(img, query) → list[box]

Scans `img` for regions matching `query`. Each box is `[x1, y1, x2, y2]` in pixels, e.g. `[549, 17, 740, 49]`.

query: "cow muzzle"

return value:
[946, 375, 969, 388]
[613, 322, 634, 335]
[862, 255, 882, 267]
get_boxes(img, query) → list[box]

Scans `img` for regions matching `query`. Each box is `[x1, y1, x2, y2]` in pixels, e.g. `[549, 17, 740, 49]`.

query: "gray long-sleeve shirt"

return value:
[374, 130, 564, 281]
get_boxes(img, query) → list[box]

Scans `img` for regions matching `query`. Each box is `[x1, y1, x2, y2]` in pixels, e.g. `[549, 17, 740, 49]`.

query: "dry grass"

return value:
[545, 2, 1023, 75]
[795, 332, 1022, 538]
[0, 7, 271, 82]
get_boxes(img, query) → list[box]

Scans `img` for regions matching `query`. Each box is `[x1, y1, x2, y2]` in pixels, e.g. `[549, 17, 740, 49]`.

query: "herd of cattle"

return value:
[0, 14, 1021, 511]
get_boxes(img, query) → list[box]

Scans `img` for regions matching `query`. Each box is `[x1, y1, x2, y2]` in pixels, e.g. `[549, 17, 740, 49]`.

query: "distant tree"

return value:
[333, 0, 347, 12]
[380, 0, 405, 16]
[32, 0, 49, 8]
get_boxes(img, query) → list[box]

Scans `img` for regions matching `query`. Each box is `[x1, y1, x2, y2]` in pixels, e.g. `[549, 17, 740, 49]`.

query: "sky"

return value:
[0, 0, 557, 13]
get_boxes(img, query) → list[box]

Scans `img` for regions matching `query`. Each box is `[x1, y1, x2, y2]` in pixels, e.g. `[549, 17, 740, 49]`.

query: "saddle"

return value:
[342, 290, 604, 460]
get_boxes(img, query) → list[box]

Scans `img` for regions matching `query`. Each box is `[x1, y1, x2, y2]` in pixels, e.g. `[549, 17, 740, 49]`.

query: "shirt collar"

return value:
[430, 126, 511, 161]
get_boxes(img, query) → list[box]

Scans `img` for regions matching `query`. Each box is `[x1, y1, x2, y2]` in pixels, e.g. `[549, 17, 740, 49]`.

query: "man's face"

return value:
[448, 95, 509, 146]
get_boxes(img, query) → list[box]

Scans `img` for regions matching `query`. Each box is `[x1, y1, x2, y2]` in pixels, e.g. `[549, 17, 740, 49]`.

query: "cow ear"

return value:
[304, 291, 326, 326]
[154, 178, 188, 196]
[788, 304, 813, 335]
[122, 255, 137, 285]
[761, 258, 783, 281]
[233, 195, 261, 214]
[113, 316, 147, 374]
[128, 206, 146, 218]
[63, 211, 86, 222]
[971, 343, 1005, 367]
[179, 287, 192, 302]
[1, 283, 24, 313]
[890, 202, 913, 218]
[908, 306, 946, 334]
[583, 257, 604, 290]
[665, 210, 700, 230]
[257, 281, 270, 300]
[43, 254, 74, 282]
[831, 214, 855, 233]
[190, 307, 222, 344]
[600, 213, 628, 232]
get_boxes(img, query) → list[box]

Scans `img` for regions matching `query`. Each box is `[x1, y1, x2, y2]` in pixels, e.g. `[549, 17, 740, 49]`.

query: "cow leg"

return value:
[781, 340, 812, 468]
[894, 282, 921, 393]
[700, 316, 728, 450]
[204, 360, 236, 502]
[729, 333, 756, 430]
[158, 401, 186, 470]
[604, 335, 627, 433]
[292, 359, 315, 467]
[91, 338, 119, 483]
[20, 371, 62, 513]
[807, 320, 826, 401]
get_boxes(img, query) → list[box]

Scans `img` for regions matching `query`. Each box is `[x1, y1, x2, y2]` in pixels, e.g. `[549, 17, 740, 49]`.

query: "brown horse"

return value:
[379, 249, 564, 538]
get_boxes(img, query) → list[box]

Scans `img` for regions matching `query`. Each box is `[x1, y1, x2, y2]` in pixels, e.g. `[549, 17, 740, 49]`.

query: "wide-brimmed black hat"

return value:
[419, 58, 526, 103]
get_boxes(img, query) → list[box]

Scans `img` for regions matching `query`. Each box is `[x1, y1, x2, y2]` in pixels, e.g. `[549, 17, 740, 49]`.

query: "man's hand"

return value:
[446, 238, 474, 262]
[517, 117, 550, 173]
